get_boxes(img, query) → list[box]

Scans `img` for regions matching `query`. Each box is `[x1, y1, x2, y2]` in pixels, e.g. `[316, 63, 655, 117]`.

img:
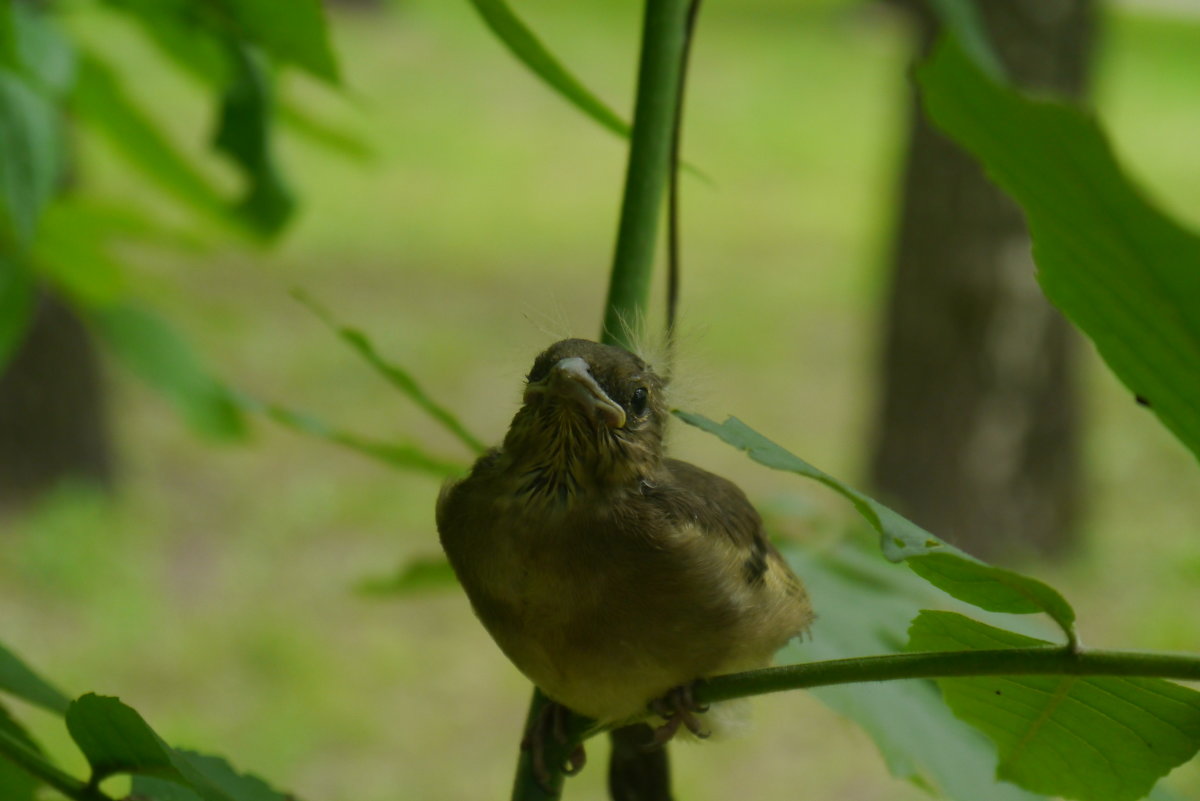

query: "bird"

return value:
[436, 338, 813, 781]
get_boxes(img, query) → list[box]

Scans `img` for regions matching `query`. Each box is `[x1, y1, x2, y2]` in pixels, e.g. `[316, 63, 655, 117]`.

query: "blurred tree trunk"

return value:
[870, 0, 1096, 560]
[0, 290, 112, 511]
[1, 2, 111, 513]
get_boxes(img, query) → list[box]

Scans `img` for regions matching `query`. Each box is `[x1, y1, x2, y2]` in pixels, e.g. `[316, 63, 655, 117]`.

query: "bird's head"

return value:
[503, 339, 667, 498]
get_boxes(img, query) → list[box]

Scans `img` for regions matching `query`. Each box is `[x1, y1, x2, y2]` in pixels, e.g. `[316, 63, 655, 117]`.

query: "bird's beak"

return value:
[525, 357, 627, 429]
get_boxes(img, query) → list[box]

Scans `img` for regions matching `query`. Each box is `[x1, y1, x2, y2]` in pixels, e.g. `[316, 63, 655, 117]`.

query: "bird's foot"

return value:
[521, 700, 587, 792]
[647, 682, 710, 749]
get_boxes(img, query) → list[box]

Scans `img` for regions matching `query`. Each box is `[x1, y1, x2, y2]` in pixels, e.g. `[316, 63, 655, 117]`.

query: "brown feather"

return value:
[437, 340, 812, 725]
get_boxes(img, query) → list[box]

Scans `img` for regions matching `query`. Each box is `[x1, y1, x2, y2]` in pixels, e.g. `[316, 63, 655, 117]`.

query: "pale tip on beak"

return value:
[525, 357, 626, 428]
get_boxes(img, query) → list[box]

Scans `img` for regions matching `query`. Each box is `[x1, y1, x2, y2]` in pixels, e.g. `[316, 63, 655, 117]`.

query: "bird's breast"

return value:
[437, 465, 809, 724]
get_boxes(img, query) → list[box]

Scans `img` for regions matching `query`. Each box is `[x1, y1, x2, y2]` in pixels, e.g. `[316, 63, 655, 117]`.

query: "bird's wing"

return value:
[654, 459, 807, 597]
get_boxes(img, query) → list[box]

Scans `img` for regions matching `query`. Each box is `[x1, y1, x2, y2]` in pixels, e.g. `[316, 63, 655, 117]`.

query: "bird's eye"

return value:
[629, 387, 649, 416]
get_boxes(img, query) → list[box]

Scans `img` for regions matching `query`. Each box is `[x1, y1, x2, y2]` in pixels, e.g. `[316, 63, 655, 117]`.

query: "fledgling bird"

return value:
[436, 339, 812, 776]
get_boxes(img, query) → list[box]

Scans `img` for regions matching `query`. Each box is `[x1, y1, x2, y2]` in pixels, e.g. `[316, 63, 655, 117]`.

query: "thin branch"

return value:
[695, 646, 1200, 706]
[514, 1, 696, 796]
[511, 690, 569, 801]
[511, 645, 1200, 794]
[608, 723, 671, 800]
[665, 0, 702, 345]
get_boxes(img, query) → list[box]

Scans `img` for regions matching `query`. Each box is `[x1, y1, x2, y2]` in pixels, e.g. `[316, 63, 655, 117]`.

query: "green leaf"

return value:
[676, 411, 932, 560]
[131, 777, 205, 801]
[674, 411, 1077, 642]
[779, 544, 1047, 801]
[0, 68, 62, 246]
[466, 0, 629, 139]
[0, 703, 42, 801]
[212, 45, 294, 237]
[31, 200, 127, 307]
[101, 0, 338, 86]
[0, 722, 85, 799]
[236, 393, 466, 478]
[174, 751, 290, 801]
[97, 0, 361, 164]
[909, 611, 1200, 801]
[907, 553, 1076, 636]
[0, 640, 70, 715]
[133, 752, 290, 801]
[925, 0, 1003, 79]
[0, 705, 39, 757]
[917, 37, 1200, 465]
[0, 758, 36, 800]
[294, 292, 487, 454]
[0, 255, 34, 370]
[67, 694, 179, 785]
[72, 52, 227, 225]
[66, 694, 237, 800]
[222, 0, 339, 83]
[99, 0, 231, 87]
[67, 697, 295, 801]
[358, 555, 460, 597]
[0, 3, 15, 68]
[92, 303, 246, 440]
[279, 100, 373, 163]
[11, 4, 75, 96]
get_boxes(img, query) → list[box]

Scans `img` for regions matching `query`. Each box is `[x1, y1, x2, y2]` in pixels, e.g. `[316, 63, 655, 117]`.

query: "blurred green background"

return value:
[3, 0, 1200, 798]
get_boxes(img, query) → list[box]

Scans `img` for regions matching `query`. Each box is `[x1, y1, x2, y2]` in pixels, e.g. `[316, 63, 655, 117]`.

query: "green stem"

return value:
[511, 689, 570, 801]
[513, 4, 698, 793]
[665, 0, 702, 344]
[508, 645, 1200, 797]
[697, 646, 1200, 704]
[292, 290, 488, 455]
[601, 0, 692, 349]
[0, 728, 111, 801]
[511, 645, 1200, 798]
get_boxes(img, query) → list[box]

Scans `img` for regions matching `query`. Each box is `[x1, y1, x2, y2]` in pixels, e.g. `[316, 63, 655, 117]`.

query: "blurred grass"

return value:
[1, 1, 1199, 799]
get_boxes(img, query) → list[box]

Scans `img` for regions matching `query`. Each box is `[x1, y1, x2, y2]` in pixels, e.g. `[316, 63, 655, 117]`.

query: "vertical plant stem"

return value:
[601, 0, 693, 349]
[512, 2, 696, 798]
[665, 0, 702, 345]
[510, 690, 561, 801]
[510, 690, 593, 801]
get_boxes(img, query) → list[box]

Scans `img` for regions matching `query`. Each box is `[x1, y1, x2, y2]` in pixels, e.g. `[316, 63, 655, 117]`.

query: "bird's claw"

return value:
[522, 700, 587, 792]
[563, 744, 587, 776]
[646, 682, 710, 749]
